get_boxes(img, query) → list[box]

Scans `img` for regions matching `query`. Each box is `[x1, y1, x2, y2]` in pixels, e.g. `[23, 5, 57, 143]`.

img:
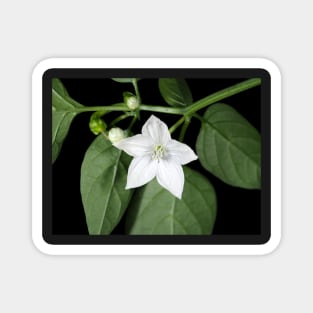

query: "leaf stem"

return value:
[192, 113, 206, 123]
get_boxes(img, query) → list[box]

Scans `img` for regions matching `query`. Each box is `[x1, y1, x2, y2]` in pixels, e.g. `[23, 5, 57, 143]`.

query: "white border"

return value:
[32, 58, 281, 255]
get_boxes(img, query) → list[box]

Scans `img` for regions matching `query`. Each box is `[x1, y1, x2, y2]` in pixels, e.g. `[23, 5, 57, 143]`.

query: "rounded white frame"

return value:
[32, 58, 281, 255]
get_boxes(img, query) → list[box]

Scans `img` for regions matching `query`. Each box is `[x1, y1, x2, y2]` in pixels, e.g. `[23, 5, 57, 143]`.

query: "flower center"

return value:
[152, 144, 166, 161]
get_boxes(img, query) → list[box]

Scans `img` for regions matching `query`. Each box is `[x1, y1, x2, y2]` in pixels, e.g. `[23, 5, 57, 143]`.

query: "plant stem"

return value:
[140, 105, 182, 115]
[127, 115, 138, 133]
[73, 104, 127, 112]
[132, 79, 141, 103]
[185, 78, 261, 115]
[109, 113, 132, 128]
[73, 104, 182, 115]
[70, 78, 261, 116]
[179, 118, 191, 141]
[169, 116, 185, 134]
[193, 113, 206, 123]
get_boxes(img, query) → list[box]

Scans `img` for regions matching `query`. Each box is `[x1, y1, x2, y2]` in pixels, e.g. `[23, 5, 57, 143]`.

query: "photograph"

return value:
[47, 69, 269, 245]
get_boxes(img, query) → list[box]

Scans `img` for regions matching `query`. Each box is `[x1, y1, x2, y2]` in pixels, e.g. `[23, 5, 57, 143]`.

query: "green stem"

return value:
[185, 78, 261, 115]
[179, 118, 191, 141]
[127, 116, 138, 133]
[140, 105, 182, 115]
[132, 79, 141, 103]
[73, 104, 127, 113]
[193, 113, 206, 123]
[102, 132, 109, 140]
[109, 113, 132, 128]
[169, 116, 185, 134]
[73, 104, 182, 115]
[71, 78, 261, 116]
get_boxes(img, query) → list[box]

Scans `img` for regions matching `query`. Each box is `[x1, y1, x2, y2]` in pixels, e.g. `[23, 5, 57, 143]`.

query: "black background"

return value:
[52, 76, 262, 236]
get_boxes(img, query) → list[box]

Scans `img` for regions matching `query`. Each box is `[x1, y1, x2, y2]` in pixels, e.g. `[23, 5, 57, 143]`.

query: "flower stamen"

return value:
[152, 144, 166, 161]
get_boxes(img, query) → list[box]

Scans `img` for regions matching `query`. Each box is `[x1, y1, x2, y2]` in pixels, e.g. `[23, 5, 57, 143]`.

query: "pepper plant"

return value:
[52, 77, 261, 235]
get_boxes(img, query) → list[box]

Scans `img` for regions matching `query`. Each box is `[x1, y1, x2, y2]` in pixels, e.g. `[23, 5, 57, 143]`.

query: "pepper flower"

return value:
[113, 115, 197, 199]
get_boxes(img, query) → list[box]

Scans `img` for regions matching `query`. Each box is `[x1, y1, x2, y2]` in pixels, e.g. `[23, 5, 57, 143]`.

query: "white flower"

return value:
[114, 115, 198, 199]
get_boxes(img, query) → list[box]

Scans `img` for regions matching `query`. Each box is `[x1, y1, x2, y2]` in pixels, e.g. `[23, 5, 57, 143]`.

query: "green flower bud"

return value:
[89, 113, 107, 135]
[123, 91, 140, 110]
[108, 127, 126, 144]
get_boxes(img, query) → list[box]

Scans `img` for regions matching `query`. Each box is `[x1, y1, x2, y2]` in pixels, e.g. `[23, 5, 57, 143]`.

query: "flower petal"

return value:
[126, 155, 157, 189]
[114, 134, 153, 157]
[166, 139, 198, 165]
[142, 115, 171, 145]
[156, 159, 184, 199]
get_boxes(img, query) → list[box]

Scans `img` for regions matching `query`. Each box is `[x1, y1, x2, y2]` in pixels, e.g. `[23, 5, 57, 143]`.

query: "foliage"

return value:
[52, 77, 261, 234]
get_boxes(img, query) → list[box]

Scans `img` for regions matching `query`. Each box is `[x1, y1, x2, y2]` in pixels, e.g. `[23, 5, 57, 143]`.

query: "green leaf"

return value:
[80, 135, 133, 234]
[196, 103, 261, 189]
[158, 78, 193, 107]
[125, 167, 216, 234]
[111, 78, 140, 83]
[52, 78, 83, 163]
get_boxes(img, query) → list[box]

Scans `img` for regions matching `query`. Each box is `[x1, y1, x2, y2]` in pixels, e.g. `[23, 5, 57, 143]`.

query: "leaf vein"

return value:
[205, 121, 260, 167]
[99, 150, 122, 233]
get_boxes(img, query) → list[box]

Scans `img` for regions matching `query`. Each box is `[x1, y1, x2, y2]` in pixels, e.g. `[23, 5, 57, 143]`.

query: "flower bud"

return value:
[89, 118, 106, 135]
[123, 92, 140, 110]
[108, 127, 126, 144]
[89, 111, 107, 135]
